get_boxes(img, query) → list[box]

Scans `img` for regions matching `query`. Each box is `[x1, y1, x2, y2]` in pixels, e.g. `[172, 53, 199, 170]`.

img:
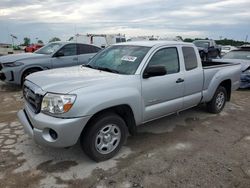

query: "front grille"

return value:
[23, 85, 43, 114]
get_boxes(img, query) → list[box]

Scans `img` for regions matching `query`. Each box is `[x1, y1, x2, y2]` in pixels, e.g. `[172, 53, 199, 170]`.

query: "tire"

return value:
[81, 112, 128, 162]
[21, 68, 40, 86]
[207, 86, 227, 114]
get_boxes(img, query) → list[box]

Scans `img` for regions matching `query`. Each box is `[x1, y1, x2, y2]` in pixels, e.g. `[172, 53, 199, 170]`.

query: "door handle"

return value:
[73, 57, 78, 61]
[176, 78, 184, 83]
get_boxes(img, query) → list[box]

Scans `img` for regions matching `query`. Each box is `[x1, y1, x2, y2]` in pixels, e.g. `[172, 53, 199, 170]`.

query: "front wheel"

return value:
[207, 86, 227, 114]
[81, 112, 128, 162]
[21, 69, 40, 86]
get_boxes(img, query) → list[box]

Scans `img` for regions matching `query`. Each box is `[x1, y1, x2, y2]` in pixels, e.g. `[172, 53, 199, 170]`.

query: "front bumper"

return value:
[0, 72, 6, 81]
[17, 105, 91, 147]
[0, 70, 15, 83]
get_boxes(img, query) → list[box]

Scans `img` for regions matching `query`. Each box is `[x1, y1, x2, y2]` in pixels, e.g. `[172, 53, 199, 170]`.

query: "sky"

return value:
[0, 0, 249, 44]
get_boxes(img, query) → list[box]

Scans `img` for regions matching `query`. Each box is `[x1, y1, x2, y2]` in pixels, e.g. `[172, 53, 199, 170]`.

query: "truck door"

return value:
[182, 46, 203, 109]
[51, 44, 78, 68]
[141, 47, 184, 122]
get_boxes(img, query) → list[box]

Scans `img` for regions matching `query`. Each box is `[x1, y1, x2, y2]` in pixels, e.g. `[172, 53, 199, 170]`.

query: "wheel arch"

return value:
[219, 79, 231, 101]
[81, 104, 137, 137]
[20, 66, 44, 85]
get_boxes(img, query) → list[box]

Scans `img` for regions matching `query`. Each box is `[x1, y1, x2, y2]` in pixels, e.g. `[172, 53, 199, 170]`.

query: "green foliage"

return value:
[49, 37, 61, 43]
[37, 40, 44, 44]
[184, 37, 250, 46]
[215, 39, 249, 47]
[23, 37, 31, 46]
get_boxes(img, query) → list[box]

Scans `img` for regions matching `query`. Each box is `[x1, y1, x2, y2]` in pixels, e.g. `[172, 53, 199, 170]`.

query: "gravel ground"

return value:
[0, 81, 250, 188]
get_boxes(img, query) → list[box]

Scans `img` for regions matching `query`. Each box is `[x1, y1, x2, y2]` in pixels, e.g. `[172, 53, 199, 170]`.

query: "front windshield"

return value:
[222, 50, 250, 60]
[193, 41, 209, 48]
[35, 43, 63, 55]
[88, 45, 150, 74]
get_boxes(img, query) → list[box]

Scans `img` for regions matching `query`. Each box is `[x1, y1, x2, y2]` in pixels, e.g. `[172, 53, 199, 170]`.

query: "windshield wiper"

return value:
[95, 66, 120, 74]
[82, 64, 94, 69]
[82, 64, 122, 74]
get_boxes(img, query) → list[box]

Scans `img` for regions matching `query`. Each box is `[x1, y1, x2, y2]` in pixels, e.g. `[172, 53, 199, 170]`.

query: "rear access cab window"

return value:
[182, 46, 198, 71]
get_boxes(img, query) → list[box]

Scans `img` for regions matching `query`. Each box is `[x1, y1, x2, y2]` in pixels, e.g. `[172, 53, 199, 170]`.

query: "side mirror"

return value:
[54, 51, 64, 57]
[143, 65, 167, 79]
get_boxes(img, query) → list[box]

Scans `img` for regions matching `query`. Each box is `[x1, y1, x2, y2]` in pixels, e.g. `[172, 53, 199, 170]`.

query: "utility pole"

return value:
[245, 35, 248, 42]
[10, 34, 17, 47]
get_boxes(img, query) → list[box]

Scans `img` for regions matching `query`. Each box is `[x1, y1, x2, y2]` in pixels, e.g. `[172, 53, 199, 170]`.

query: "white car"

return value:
[221, 45, 237, 56]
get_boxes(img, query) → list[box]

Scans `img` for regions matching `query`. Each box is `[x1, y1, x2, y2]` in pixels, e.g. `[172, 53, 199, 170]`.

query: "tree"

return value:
[37, 40, 43, 44]
[176, 36, 183, 41]
[49, 37, 61, 43]
[23, 37, 31, 46]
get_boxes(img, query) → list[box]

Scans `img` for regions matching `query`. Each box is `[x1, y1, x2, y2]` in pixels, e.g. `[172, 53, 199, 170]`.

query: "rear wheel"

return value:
[81, 112, 128, 162]
[207, 86, 227, 113]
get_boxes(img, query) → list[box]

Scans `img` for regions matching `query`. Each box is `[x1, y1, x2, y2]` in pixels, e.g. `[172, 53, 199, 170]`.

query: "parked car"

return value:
[24, 44, 44, 53]
[193, 39, 221, 61]
[221, 45, 237, 56]
[214, 46, 250, 88]
[0, 42, 101, 85]
[18, 41, 241, 162]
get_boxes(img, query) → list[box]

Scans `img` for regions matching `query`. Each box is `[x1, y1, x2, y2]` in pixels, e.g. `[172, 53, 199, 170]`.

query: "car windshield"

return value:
[193, 41, 209, 48]
[35, 43, 63, 55]
[87, 45, 150, 74]
[222, 50, 250, 60]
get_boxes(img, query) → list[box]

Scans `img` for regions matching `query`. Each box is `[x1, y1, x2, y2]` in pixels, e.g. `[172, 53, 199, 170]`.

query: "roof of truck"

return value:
[114, 40, 192, 47]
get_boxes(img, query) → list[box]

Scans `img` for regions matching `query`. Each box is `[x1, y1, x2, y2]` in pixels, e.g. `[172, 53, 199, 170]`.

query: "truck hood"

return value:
[0, 53, 49, 63]
[215, 58, 250, 71]
[26, 66, 123, 93]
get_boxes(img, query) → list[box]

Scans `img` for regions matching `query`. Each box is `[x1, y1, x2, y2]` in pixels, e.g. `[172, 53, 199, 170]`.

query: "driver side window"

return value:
[58, 44, 77, 56]
[147, 47, 180, 74]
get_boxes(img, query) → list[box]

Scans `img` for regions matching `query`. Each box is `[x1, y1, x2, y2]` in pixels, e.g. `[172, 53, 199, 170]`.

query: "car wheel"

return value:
[81, 112, 128, 162]
[207, 86, 227, 114]
[21, 68, 40, 86]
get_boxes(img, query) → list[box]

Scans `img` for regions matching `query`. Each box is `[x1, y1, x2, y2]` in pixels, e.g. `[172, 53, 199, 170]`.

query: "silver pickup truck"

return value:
[17, 41, 241, 161]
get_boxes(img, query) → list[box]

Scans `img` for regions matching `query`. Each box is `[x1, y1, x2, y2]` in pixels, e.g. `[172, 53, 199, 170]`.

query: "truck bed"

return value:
[202, 60, 239, 69]
[201, 60, 241, 103]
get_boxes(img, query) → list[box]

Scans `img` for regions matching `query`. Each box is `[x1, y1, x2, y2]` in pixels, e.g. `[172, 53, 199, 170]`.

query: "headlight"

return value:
[41, 93, 76, 114]
[3, 62, 24, 67]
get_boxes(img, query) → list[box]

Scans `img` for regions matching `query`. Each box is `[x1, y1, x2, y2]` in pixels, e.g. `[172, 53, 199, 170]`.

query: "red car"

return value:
[24, 44, 44, 53]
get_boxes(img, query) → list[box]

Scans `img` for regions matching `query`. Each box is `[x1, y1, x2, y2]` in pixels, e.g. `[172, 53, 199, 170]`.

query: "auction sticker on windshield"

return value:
[121, 56, 137, 62]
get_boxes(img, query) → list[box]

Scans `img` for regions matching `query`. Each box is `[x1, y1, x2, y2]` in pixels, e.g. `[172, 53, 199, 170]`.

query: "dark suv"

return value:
[193, 39, 221, 61]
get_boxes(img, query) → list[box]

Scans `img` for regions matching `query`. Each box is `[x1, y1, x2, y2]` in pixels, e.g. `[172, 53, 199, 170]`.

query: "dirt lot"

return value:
[0, 81, 250, 188]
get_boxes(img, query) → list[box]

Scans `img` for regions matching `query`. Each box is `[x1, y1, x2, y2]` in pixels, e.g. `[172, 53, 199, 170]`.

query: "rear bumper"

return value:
[17, 105, 91, 147]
